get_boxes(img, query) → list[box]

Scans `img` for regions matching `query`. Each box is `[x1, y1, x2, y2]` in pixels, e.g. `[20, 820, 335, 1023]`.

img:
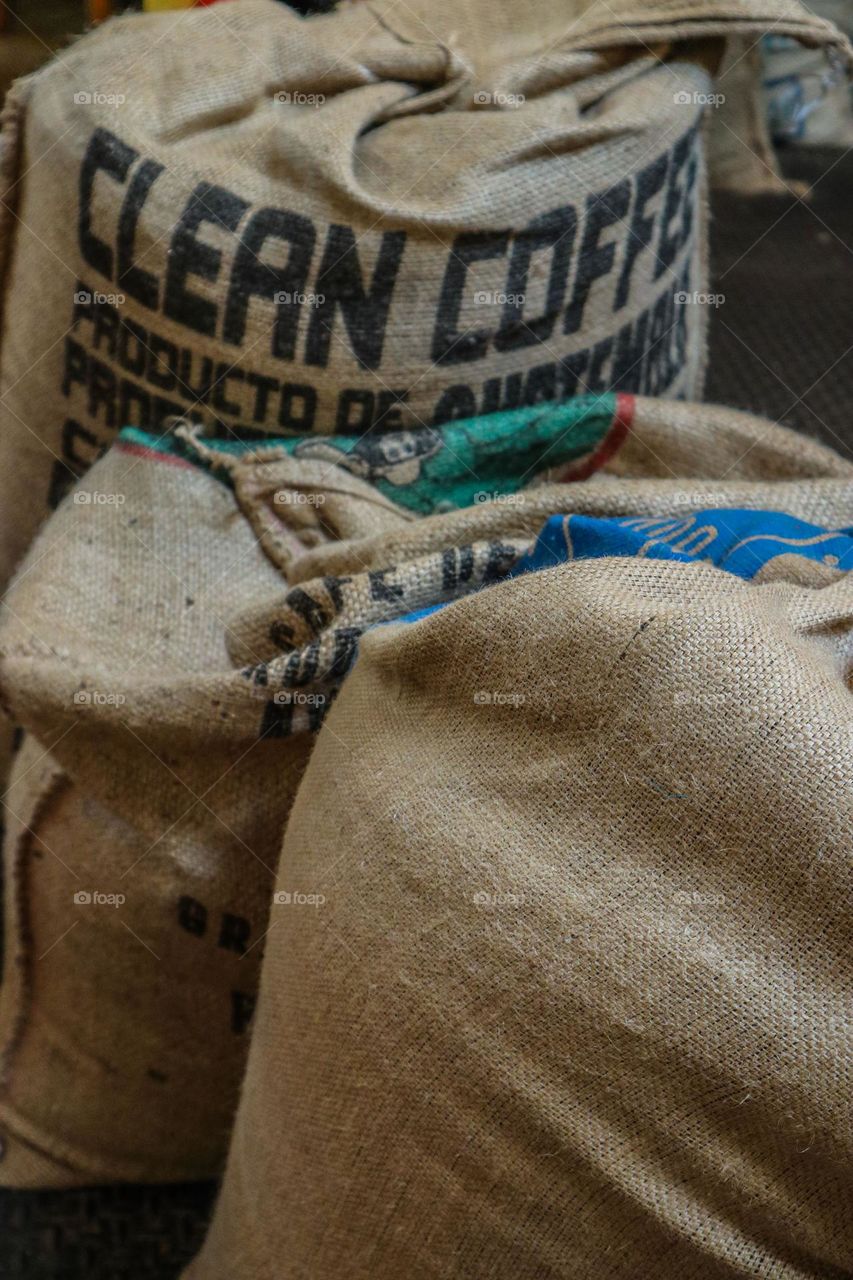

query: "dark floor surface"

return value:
[0, 145, 851, 1280]
[706, 145, 852, 461]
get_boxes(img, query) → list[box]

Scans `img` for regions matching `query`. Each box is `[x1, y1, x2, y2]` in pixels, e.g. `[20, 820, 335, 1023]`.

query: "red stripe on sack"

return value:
[115, 440, 197, 470]
[558, 392, 635, 483]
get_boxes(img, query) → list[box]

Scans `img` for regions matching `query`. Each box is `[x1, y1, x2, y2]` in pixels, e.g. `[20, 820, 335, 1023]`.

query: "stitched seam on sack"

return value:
[0, 769, 71, 1093]
[0, 77, 32, 372]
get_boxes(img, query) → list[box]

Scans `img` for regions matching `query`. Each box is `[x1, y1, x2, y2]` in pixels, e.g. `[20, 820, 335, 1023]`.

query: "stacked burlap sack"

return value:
[178, 398, 853, 1280]
[0, 0, 849, 1226]
[6, 0, 845, 988]
[763, 0, 853, 148]
[0, 391, 627, 1186]
[1, 389, 851, 1253]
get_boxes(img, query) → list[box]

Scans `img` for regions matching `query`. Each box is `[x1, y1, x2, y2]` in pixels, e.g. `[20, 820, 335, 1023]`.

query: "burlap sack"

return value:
[0, 0, 848, 589]
[0, 430, 314, 1186]
[184, 401, 853, 1280]
[0, 390, 634, 1186]
[0, 390, 847, 1192]
[764, 30, 853, 146]
[707, 39, 788, 194]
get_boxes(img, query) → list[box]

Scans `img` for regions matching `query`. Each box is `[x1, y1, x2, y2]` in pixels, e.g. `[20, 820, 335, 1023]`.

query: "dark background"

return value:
[706, 147, 852, 463]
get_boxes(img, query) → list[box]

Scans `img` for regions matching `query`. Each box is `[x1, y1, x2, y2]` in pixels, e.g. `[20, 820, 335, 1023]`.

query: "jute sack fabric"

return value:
[0, 392, 630, 1186]
[0, 0, 849, 590]
[0, 439, 319, 1187]
[707, 39, 788, 194]
[273, 395, 853, 587]
[122, 395, 853, 721]
[0, 393, 847, 1190]
[185, 404, 853, 1280]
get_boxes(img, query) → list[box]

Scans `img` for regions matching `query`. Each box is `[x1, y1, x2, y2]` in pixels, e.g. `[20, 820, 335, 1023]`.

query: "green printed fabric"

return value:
[119, 394, 619, 515]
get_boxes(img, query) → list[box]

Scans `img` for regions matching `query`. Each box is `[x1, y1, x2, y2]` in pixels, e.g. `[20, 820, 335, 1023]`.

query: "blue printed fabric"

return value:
[386, 508, 853, 632]
[510, 509, 853, 582]
[259, 506, 853, 734]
